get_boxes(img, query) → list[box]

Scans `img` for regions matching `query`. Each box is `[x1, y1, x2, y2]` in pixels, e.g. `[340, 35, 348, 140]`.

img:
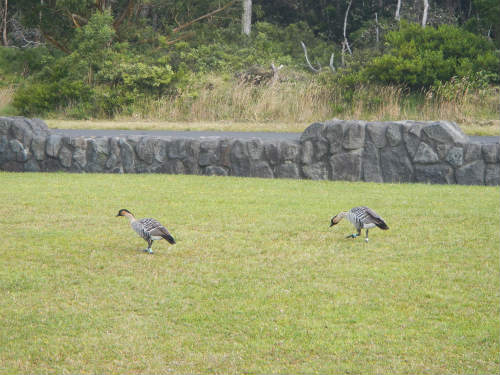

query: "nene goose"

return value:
[116, 209, 175, 253]
[330, 206, 389, 242]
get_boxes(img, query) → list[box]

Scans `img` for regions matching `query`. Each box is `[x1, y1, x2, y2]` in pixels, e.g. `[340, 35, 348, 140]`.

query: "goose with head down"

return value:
[116, 209, 176, 254]
[330, 206, 389, 242]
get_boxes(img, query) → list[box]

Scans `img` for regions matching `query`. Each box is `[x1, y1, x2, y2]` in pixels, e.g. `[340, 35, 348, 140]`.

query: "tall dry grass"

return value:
[127, 77, 333, 124]
[0, 86, 15, 113]
[119, 74, 498, 132]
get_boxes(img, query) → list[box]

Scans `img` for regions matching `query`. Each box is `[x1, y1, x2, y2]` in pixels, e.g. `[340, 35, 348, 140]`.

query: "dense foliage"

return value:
[362, 22, 499, 88]
[0, 0, 498, 118]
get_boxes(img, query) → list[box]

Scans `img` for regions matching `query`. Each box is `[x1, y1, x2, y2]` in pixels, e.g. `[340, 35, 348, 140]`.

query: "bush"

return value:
[12, 80, 92, 116]
[0, 46, 56, 84]
[362, 22, 499, 89]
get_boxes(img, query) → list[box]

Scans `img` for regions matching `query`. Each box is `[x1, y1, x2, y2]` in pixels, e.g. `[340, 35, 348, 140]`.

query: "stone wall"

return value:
[1, 116, 498, 185]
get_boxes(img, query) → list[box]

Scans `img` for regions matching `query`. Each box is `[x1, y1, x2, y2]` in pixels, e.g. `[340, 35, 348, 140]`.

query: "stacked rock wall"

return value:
[0, 116, 498, 185]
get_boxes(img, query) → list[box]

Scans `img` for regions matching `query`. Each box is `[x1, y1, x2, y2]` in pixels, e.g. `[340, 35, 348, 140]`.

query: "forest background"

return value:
[0, 0, 498, 133]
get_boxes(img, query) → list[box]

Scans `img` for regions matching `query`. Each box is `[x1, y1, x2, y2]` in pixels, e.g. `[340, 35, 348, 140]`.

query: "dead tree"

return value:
[422, 0, 429, 27]
[1, 0, 7, 46]
[340, 0, 353, 66]
[270, 63, 283, 83]
[300, 41, 321, 73]
[242, 0, 251, 36]
[300, 41, 335, 73]
[395, 0, 401, 21]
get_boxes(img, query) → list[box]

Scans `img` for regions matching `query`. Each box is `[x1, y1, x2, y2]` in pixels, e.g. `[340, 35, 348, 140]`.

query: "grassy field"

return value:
[45, 118, 500, 137]
[0, 172, 498, 373]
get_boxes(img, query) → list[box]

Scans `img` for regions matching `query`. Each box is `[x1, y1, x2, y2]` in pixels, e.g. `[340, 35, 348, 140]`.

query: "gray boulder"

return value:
[423, 121, 468, 144]
[303, 161, 329, 180]
[204, 165, 228, 176]
[362, 143, 383, 183]
[413, 142, 439, 163]
[342, 121, 365, 150]
[485, 164, 500, 186]
[324, 120, 344, 154]
[199, 139, 220, 167]
[456, 160, 485, 185]
[445, 146, 464, 168]
[276, 162, 300, 179]
[415, 163, 455, 184]
[366, 122, 388, 148]
[330, 149, 363, 181]
[119, 140, 136, 173]
[46, 134, 63, 157]
[58, 146, 73, 168]
[380, 145, 414, 182]
[251, 161, 274, 178]
[386, 123, 403, 147]
[482, 144, 498, 163]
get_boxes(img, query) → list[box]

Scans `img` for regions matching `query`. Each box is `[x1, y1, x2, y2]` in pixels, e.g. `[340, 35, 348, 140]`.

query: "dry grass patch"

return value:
[45, 119, 307, 133]
[0, 86, 15, 114]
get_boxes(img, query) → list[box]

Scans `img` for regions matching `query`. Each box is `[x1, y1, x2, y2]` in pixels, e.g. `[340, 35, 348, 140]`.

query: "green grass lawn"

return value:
[0, 172, 498, 374]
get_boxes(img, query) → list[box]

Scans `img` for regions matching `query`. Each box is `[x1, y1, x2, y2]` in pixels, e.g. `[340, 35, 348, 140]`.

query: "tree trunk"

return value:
[395, 0, 401, 21]
[375, 12, 379, 47]
[422, 0, 429, 27]
[343, 0, 353, 55]
[242, 0, 251, 36]
[1, 0, 7, 46]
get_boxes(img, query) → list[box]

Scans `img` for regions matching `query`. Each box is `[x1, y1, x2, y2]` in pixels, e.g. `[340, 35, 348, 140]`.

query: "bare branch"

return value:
[343, 0, 353, 55]
[41, 31, 70, 54]
[172, 0, 236, 33]
[329, 53, 335, 73]
[66, 10, 88, 27]
[161, 31, 195, 46]
[113, 0, 135, 30]
[300, 41, 321, 73]
[375, 12, 379, 46]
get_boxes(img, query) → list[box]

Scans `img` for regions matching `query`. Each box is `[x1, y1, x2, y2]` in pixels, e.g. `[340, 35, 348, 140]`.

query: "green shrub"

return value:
[12, 80, 92, 116]
[0, 46, 56, 85]
[362, 22, 499, 89]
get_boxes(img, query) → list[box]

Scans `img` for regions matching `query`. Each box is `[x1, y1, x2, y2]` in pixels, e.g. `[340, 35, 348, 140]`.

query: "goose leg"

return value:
[144, 239, 154, 254]
[365, 229, 369, 242]
[346, 229, 361, 239]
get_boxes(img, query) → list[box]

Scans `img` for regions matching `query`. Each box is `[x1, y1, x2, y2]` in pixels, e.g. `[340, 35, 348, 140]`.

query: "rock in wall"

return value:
[0, 116, 498, 185]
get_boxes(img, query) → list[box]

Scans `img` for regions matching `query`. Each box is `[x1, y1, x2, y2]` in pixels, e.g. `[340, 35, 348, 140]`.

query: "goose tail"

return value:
[376, 220, 389, 230]
[162, 233, 176, 244]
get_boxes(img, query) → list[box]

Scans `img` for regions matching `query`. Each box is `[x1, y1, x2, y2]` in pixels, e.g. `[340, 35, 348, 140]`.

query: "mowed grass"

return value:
[0, 172, 498, 374]
[45, 118, 500, 137]
[45, 119, 308, 133]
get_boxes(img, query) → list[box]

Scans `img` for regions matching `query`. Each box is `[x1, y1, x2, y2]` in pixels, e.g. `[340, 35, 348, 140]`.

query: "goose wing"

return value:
[361, 207, 389, 230]
[139, 218, 176, 244]
[140, 218, 169, 235]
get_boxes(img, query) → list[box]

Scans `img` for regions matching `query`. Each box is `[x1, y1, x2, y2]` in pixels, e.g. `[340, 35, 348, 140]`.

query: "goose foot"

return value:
[346, 233, 359, 239]
[143, 249, 154, 254]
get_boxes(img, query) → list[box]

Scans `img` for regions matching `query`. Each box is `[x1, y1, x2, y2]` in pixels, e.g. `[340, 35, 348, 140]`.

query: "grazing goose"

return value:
[330, 206, 389, 242]
[116, 209, 176, 254]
